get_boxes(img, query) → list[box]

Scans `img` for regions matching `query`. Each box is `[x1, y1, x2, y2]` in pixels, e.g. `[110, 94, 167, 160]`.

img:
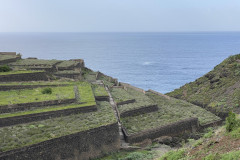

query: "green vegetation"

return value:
[56, 61, 78, 68]
[226, 111, 240, 132]
[0, 80, 79, 86]
[167, 54, 240, 113]
[0, 86, 75, 106]
[0, 55, 18, 61]
[0, 101, 116, 152]
[92, 84, 108, 97]
[41, 87, 52, 94]
[110, 88, 134, 103]
[0, 70, 42, 75]
[159, 149, 185, 160]
[0, 65, 12, 72]
[121, 92, 220, 134]
[98, 73, 115, 87]
[97, 150, 157, 160]
[78, 82, 96, 102]
[10, 59, 62, 66]
[201, 151, 240, 160]
[0, 102, 96, 119]
[55, 70, 80, 74]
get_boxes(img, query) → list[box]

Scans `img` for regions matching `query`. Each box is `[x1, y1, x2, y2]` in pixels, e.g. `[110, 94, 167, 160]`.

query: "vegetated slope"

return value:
[158, 113, 240, 160]
[167, 54, 240, 115]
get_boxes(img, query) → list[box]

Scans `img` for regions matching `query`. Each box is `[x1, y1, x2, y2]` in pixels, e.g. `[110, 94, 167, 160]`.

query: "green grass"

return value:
[166, 54, 240, 113]
[55, 70, 80, 74]
[78, 82, 96, 102]
[0, 102, 96, 119]
[0, 80, 80, 86]
[10, 59, 62, 66]
[92, 84, 108, 97]
[117, 88, 156, 113]
[159, 149, 186, 160]
[56, 61, 78, 68]
[98, 74, 115, 87]
[0, 86, 75, 106]
[110, 88, 134, 103]
[0, 101, 116, 152]
[0, 70, 43, 75]
[201, 151, 240, 160]
[121, 92, 220, 135]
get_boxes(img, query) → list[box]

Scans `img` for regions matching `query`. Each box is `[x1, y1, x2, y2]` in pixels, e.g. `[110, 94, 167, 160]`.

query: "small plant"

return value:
[160, 149, 185, 160]
[226, 111, 239, 132]
[0, 65, 11, 72]
[41, 88, 52, 94]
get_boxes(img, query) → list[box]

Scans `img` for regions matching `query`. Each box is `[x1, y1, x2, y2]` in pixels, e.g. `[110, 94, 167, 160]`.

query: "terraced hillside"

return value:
[167, 54, 240, 116]
[0, 53, 224, 159]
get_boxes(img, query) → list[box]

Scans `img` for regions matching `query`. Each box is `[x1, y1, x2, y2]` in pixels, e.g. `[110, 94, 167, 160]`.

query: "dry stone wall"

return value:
[0, 104, 97, 127]
[0, 123, 120, 160]
[122, 118, 199, 143]
[0, 72, 48, 82]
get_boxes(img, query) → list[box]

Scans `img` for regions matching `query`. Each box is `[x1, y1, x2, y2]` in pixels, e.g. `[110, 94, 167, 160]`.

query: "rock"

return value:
[154, 136, 173, 145]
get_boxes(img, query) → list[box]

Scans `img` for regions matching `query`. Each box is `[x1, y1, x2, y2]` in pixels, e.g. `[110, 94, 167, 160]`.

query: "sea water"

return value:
[0, 32, 240, 93]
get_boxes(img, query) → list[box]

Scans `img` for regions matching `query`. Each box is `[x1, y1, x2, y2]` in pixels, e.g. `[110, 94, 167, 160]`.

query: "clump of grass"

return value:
[0, 65, 11, 72]
[159, 149, 185, 160]
[41, 88, 52, 94]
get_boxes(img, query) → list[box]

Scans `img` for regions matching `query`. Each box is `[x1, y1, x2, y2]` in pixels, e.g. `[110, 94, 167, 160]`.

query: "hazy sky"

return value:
[0, 0, 240, 32]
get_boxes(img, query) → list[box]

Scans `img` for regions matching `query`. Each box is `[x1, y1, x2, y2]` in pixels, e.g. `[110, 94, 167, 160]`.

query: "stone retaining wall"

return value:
[0, 104, 97, 127]
[116, 99, 136, 106]
[0, 84, 67, 91]
[95, 96, 110, 102]
[120, 104, 158, 118]
[122, 118, 199, 143]
[0, 72, 48, 82]
[0, 99, 76, 113]
[54, 73, 81, 79]
[0, 56, 21, 65]
[0, 123, 120, 160]
[120, 82, 145, 94]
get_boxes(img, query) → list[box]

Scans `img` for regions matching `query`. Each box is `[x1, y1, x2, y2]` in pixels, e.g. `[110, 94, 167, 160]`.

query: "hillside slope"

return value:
[167, 54, 240, 116]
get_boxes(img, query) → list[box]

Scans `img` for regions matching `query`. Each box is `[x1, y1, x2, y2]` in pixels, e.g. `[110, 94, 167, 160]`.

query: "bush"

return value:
[226, 111, 239, 132]
[160, 149, 185, 160]
[0, 65, 11, 72]
[41, 88, 52, 94]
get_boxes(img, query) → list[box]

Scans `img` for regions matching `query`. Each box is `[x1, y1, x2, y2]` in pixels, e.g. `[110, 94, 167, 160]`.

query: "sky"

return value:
[0, 0, 240, 32]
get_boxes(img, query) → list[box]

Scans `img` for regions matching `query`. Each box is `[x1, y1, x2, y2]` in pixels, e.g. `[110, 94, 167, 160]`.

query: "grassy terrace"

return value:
[79, 82, 96, 102]
[0, 102, 96, 119]
[55, 70, 80, 74]
[0, 101, 116, 152]
[110, 88, 134, 103]
[0, 55, 18, 61]
[0, 86, 75, 106]
[98, 74, 115, 87]
[56, 61, 78, 68]
[121, 92, 221, 135]
[0, 80, 80, 86]
[0, 70, 43, 76]
[10, 59, 62, 66]
[92, 84, 108, 97]
[114, 88, 156, 113]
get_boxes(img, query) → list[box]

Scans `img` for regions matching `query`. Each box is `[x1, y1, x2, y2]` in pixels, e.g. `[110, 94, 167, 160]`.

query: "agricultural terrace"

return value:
[110, 88, 134, 103]
[121, 92, 221, 135]
[113, 88, 156, 113]
[0, 102, 96, 119]
[54, 70, 80, 74]
[0, 101, 116, 152]
[0, 80, 79, 86]
[92, 84, 108, 97]
[98, 74, 115, 87]
[0, 70, 43, 76]
[56, 61, 78, 68]
[9, 59, 62, 66]
[0, 55, 18, 61]
[0, 86, 75, 106]
[78, 82, 96, 103]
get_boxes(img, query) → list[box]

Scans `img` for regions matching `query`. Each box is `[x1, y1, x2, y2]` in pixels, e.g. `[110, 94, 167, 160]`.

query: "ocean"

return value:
[0, 32, 240, 93]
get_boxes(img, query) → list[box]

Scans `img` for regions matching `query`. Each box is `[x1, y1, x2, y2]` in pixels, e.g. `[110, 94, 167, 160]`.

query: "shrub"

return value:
[0, 65, 11, 72]
[226, 111, 239, 132]
[41, 88, 52, 94]
[160, 149, 185, 160]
